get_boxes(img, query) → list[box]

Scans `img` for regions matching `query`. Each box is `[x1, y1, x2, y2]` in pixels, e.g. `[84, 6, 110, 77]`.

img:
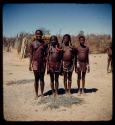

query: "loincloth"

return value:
[32, 60, 45, 73]
[63, 62, 74, 72]
[77, 61, 87, 72]
[49, 62, 61, 73]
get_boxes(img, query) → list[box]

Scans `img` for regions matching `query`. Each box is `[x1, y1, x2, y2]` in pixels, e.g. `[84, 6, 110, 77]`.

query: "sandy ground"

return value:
[3, 49, 112, 121]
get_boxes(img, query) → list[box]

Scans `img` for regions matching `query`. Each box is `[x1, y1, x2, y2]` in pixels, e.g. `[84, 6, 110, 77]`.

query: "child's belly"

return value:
[49, 53, 59, 62]
[63, 52, 72, 61]
[78, 54, 87, 62]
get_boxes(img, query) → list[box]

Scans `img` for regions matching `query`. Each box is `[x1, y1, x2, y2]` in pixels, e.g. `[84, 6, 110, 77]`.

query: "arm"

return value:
[46, 46, 50, 74]
[106, 48, 109, 55]
[59, 50, 64, 75]
[74, 48, 78, 73]
[44, 43, 48, 62]
[29, 43, 33, 71]
[87, 47, 90, 73]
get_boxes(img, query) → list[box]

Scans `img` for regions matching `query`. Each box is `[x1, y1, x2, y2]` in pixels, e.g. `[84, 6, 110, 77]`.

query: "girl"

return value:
[62, 34, 75, 95]
[47, 35, 63, 96]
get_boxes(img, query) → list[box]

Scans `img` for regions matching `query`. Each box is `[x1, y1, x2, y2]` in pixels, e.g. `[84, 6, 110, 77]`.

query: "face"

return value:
[79, 37, 85, 45]
[51, 36, 57, 46]
[63, 36, 69, 45]
[35, 31, 42, 40]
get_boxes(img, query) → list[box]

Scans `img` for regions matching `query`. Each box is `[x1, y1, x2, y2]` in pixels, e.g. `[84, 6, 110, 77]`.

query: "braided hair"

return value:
[62, 34, 72, 46]
[49, 35, 59, 47]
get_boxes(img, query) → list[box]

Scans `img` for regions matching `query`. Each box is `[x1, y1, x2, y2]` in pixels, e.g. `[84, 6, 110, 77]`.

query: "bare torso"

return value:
[63, 46, 73, 62]
[77, 46, 89, 62]
[49, 47, 61, 63]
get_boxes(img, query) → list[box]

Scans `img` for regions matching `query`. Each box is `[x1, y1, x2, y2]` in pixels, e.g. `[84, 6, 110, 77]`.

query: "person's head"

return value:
[62, 34, 72, 46]
[35, 30, 43, 40]
[79, 35, 85, 45]
[50, 35, 58, 47]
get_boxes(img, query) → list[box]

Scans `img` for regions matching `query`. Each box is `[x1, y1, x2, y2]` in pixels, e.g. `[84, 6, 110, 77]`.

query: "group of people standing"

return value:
[29, 29, 97, 99]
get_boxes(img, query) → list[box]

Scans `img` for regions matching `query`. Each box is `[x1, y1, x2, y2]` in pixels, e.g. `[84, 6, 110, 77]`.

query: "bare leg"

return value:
[68, 72, 72, 94]
[77, 71, 81, 95]
[40, 73, 45, 97]
[77, 80, 81, 95]
[107, 57, 110, 73]
[34, 82, 39, 99]
[50, 72, 55, 95]
[40, 81, 44, 97]
[55, 72, 59, 96]
[33, 71, 39, 99]
[64, 71, 68, 94]
[110, 59, 112, 72]
[81, 72, 86, 94]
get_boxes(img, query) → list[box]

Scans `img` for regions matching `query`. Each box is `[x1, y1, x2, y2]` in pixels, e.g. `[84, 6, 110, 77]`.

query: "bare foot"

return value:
[68, 91, 71, 96]
[34, 95, 38, 100]
[81, 89, 86, 95]
[82, 91, 86, 95]
[41, 94, 44, 98]
[38, 94, 41, 97]
[54, 92, 58, 99]
[107, 69, 110, 73]
[55, 92, 58, 96]
[40, 94, 44, 101]
[52, 92, 55, 97]
[77, 90, 81, 96]
[65, 91, 68, 96]
[110, 69, 112, 73]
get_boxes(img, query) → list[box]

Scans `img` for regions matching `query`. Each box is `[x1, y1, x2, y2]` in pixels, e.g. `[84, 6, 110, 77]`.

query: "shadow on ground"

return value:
[44, 88, 98, 96]
[6, 79, 34, 85]
[37, 88, 98, 109]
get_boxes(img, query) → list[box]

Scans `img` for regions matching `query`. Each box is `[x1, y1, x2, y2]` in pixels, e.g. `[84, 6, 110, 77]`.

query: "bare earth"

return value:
[3, 49, 112, 121]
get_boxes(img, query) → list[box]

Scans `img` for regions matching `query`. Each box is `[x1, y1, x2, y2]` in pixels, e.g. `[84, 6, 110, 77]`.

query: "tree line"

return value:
[3, 30, 112, 55]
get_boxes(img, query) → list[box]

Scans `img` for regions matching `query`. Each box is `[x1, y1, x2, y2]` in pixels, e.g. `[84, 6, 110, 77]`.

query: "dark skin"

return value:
[29, 30, 45, 99]
[107, 46, 112, 73]
[75, 37, 90, 95]
[47, 36, 62, 96]
[63, 36, 73, 95]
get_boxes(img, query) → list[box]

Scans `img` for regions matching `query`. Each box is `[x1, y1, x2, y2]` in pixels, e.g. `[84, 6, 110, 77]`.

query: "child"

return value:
[29, 30, 48, 99]
[75, 35, 90, 95]
[62, 34, 75, 95]
[107, 43, 112, 73]
[47, 35, 63, 96]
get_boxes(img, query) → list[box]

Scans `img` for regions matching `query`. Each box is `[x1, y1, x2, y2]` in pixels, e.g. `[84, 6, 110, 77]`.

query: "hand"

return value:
[44, 57, 47, 62]
[47, 69, 50, 74]
[59, 65, 63, 76]
[87, 65, 90, 73]
[29, 65, 32, 71]
[75, 67, 78, 73]
[47, 65, 50, 74]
